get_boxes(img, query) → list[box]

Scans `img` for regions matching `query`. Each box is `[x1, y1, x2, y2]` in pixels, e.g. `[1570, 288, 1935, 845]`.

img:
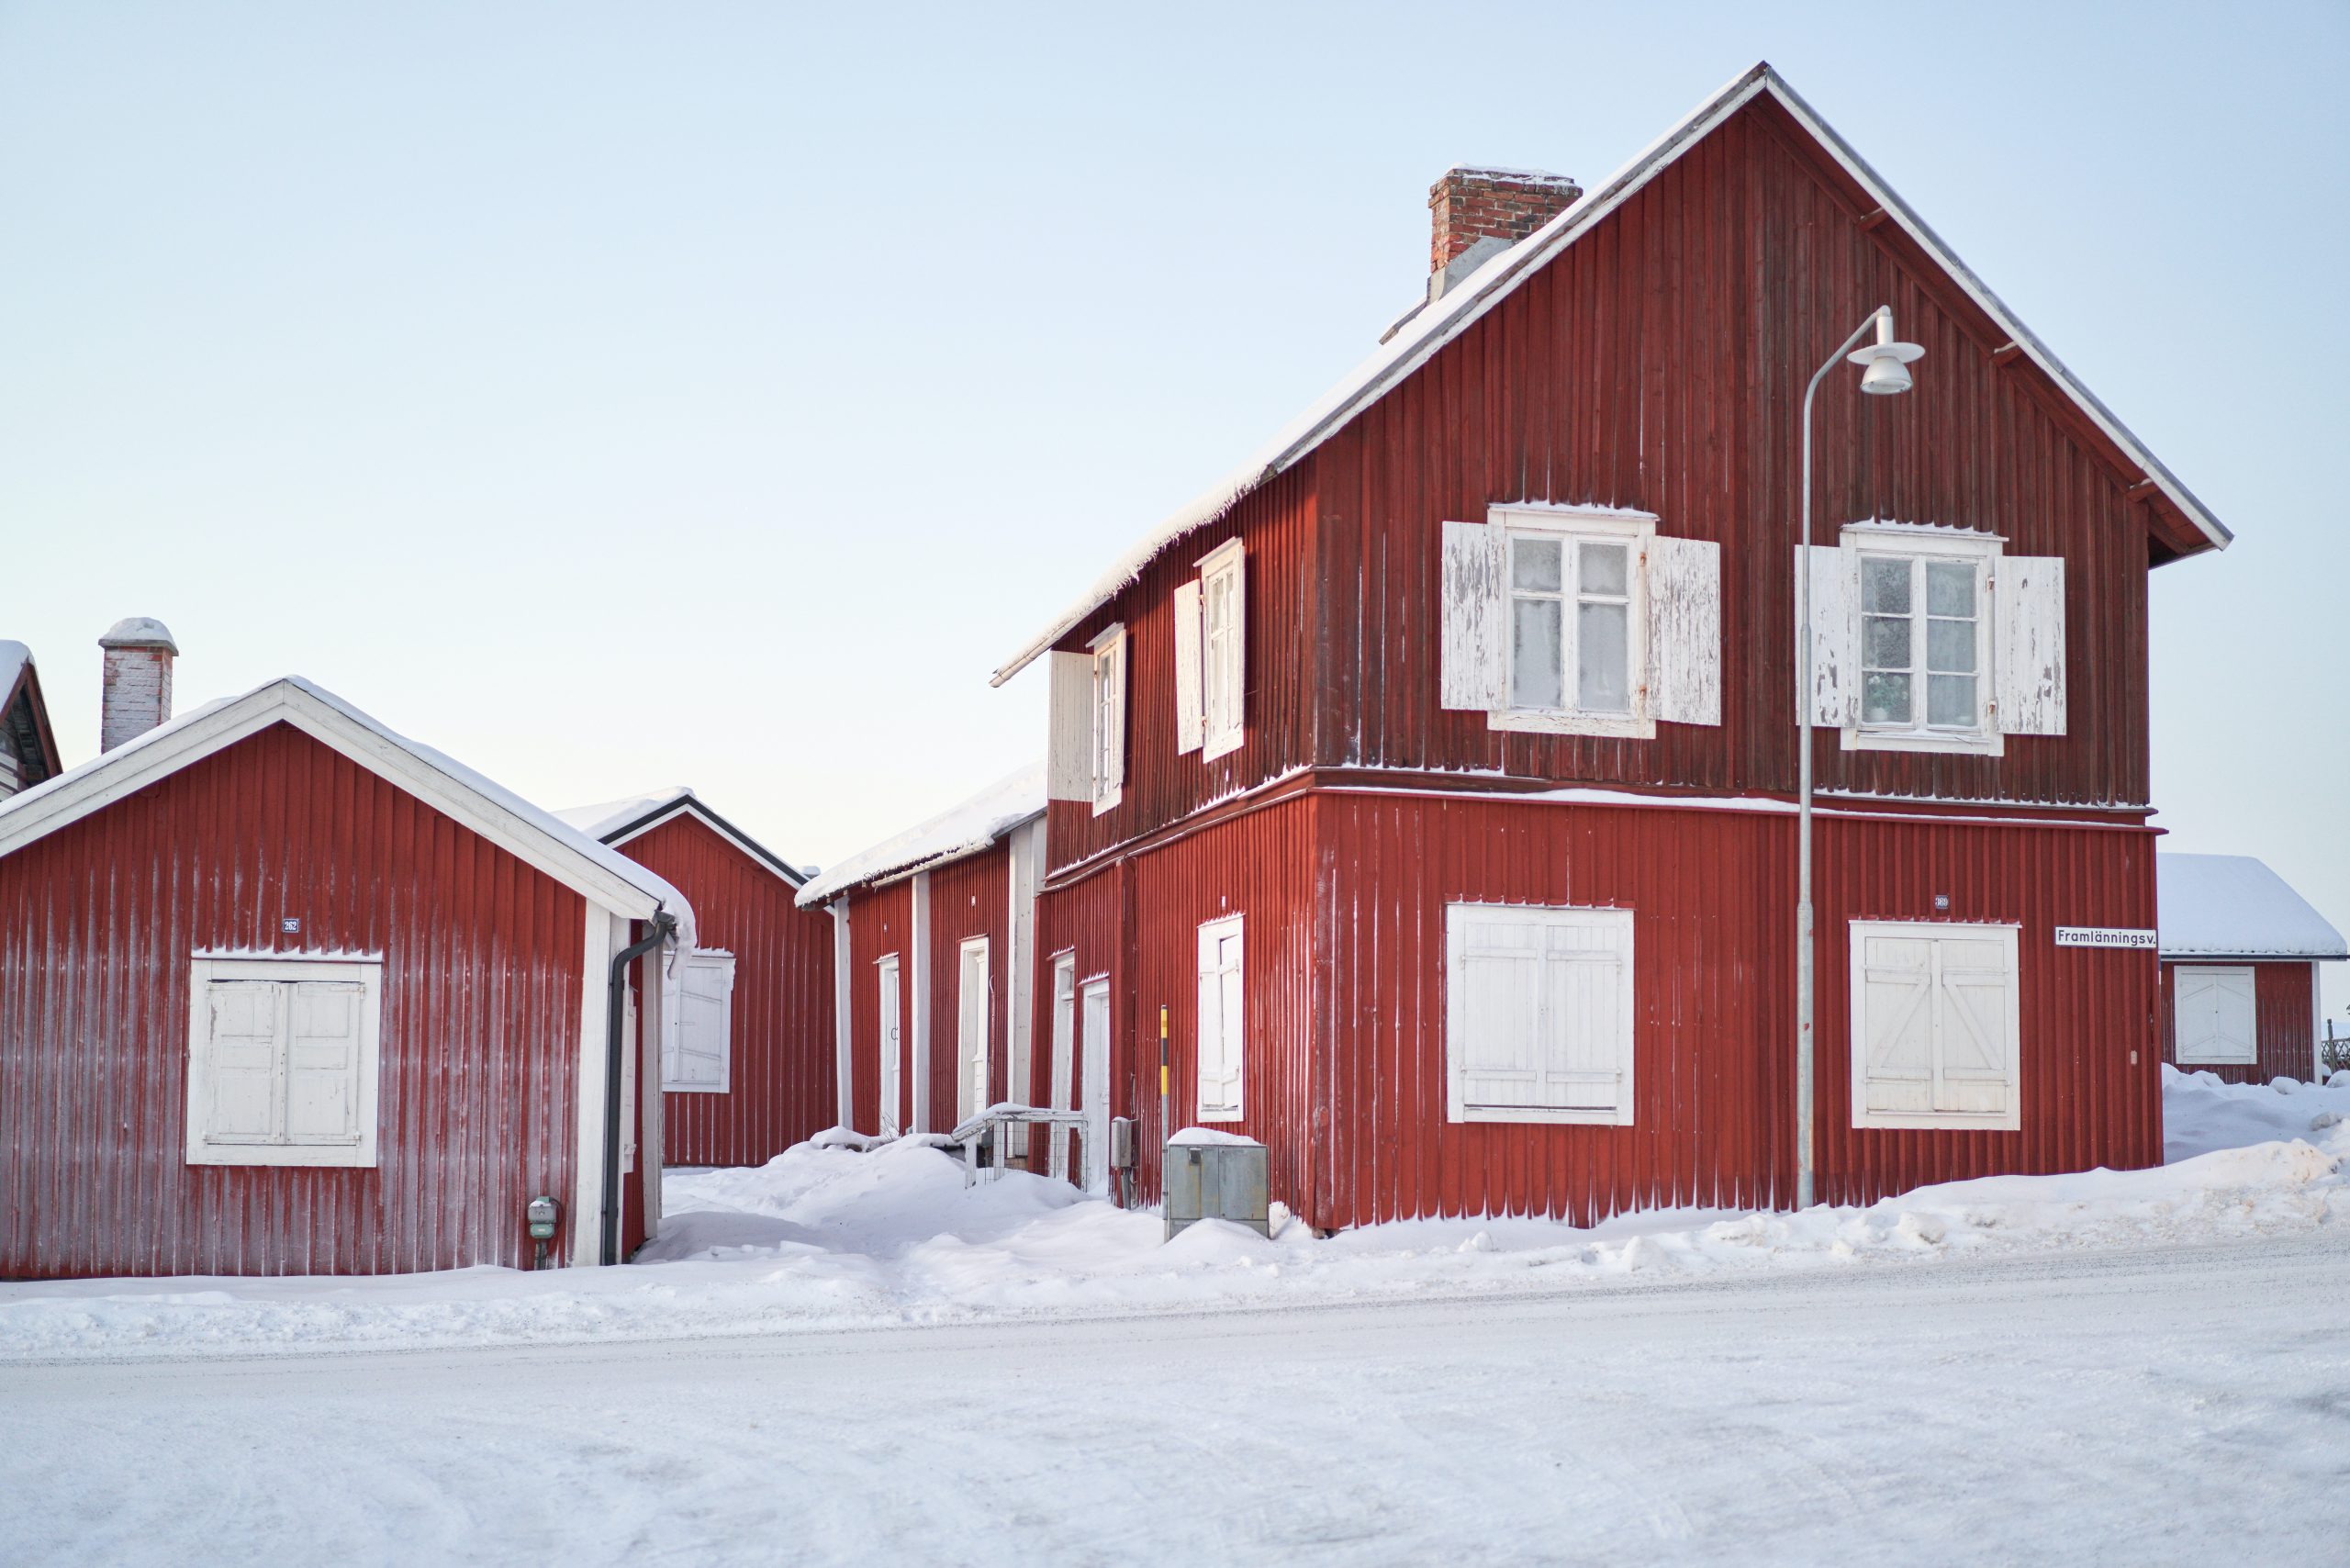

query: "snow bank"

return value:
[6, 1072, 2344, 1364]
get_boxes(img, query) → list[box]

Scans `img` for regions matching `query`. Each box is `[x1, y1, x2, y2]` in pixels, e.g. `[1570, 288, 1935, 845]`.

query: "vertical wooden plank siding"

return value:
[607, 813, 837, 1166]
[843, 880, 912, 1137]
[924, 844, 1012, 1130]
[2157, 958, 2320, 1086]
[0, 723, 588, 1279]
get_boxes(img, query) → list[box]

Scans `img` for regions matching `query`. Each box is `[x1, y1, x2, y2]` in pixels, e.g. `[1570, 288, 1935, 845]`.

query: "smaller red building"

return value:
[0, 664, 694, 1278]
[795, 767, 1046, 1153]
[559, 788, 836, 1169]
[0, 638, 62, 802]
[2157, 854, 2344, 1084]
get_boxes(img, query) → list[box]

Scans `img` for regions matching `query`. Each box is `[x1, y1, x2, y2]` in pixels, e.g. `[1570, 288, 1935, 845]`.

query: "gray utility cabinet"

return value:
[1163, 1136, 1270, 1241]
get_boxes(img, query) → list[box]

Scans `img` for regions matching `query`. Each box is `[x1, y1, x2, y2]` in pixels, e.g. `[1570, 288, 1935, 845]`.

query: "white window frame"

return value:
[1841, 525, 2000, 756]
[665, 947, 735, 1093]
[1089, 622, 1125, 815]
[1847, 919, 2022, 1131]
[2173, 964, 2258, 1066]
[185, 953, 384, 1169]
[875, 951, 902, 1139]
[1489, 506, 1654, 739]
[1195, 913, 1245, 1122]
[1443, 902, 1637, 1126]
[957, 935, 992, 1121]
[1198, 540, 1246, 760]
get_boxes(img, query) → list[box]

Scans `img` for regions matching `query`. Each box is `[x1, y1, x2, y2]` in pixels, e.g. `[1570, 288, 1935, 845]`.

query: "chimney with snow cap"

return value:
[99, 617, 177, 751]
[1427, 165, 1582, 300]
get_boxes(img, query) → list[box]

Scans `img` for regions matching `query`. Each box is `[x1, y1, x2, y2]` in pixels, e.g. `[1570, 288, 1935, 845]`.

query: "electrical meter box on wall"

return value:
[1163, 1131, 1269, 1242]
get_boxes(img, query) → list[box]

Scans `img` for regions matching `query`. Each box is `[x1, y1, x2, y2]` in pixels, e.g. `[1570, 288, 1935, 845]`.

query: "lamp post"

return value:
[1796, 306, 1923, 1210]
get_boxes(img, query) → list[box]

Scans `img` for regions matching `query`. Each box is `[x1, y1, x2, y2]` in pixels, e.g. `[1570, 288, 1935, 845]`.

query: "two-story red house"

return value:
[992, 63, 2229, 1227]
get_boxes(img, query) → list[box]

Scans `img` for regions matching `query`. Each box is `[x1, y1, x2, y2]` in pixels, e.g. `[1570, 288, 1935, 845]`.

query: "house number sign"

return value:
[2053, 926, 2156, 949]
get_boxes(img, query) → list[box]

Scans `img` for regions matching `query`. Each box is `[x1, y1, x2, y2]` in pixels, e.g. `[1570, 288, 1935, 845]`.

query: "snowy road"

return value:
[6, 1229, 2344, 1567]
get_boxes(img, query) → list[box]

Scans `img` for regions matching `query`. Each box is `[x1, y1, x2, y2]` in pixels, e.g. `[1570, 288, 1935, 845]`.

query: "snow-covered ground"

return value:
[3, 1068, 2346, 1563]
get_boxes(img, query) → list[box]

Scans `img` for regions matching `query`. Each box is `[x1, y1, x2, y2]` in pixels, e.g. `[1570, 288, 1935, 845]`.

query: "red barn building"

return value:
[0, 661, 694, 1278]
[990, 63, 2231, 1227]
[558, 788, 837, 1167]
[2157, 854, 2345, 1085]
[795, 768, 1053, 1163]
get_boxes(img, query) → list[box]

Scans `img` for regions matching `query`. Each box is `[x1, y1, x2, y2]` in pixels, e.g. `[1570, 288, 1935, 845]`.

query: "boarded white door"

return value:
[877, 955, 902, 1138]
[1080, 978, 1111, 1195]
[2174, 965, 2256, 1066]
[957, 937, 991, 1123]
[1048, 955, 1077, 1181]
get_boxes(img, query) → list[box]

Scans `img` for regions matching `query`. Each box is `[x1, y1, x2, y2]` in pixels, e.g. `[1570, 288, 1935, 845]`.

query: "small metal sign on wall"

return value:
[2053, 926, 2157, 950]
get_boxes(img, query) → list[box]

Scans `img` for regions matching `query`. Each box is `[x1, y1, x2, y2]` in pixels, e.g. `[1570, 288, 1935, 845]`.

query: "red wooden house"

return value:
[2156, 854, 2344, 1084]
[990, 63, 2231, 1227]
[558, 787, 837, 1167]
[794, 767, 1053, 1163]
[0, 647, 694, 1277]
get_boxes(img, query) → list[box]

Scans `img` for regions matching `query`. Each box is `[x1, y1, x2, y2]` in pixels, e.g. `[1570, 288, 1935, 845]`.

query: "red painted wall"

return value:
[0, 722, 593, 1278]
[609, 812, 837, 1166]
[2157, 958, 2318, 1085]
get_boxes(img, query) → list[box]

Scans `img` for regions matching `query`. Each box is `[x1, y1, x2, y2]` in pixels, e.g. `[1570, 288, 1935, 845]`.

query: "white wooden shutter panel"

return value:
[1203, 548, 1246, 760]
[1995, 555, 2066, 735]
[1439, 520, 1505, 711]
[1046, 651, 1093, 801]
[1855, 931, 1937, 1116]
[205, 981, 282, 1142]
[1172, 579, 1204, 755]
[2176, 968, 2256, 1065]
[1196, 918, 1243, 1119]
[1446, 905, 1634, 1123]
[1646, 536, 1721, 726]
[1930, 933, 2016, 1115]
[672, 951, 733, 1091]
[1097, 630, 1126, 801]
[1796, 544, 1856, 728]
[285, 980, 363, 1142]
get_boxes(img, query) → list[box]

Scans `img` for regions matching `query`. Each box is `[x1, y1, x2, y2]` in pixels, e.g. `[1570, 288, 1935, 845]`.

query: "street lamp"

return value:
[1796, 305, 1922, 1211]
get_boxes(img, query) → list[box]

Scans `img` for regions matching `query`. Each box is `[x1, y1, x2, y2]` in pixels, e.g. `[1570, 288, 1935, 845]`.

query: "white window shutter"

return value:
[1931, 934, 2016, 1115]
[2176, 968, 2256, 1065]
[1172, 578, 1204, 755]
[1439, 519, 1505, 711]
[1196, 918, 1243, 1120]
[672, 950, 733, 1091]
[1995, 555, 2065, 735]
[205, 982, 282, 1142]
[1646, 536, 1721, 727]
[1445, 905, 1635, 1124]
[1203, 549, 1246, 760]
[1854, 931, 1937, 1117]
[1046, 651, 1092, 801]
[1098, 631, 1126, 801]
[285, 981, 363, 1142]
[1796, 544, 1856, 728]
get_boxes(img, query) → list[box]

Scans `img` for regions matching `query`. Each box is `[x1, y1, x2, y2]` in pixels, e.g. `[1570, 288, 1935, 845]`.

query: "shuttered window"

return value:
[1090, 623, 1126, 814]
[1799, 526, 2065, 751]
[1444, 904, 1636, 1125]
[185, 955, 383, 1168]
[1848, 921, 2022, 1130]
[666, 949, 734, 1092]
[1441, 505, 1720, 735]
[1196, 914, 1245, 1122]
[1173, 542, 1247, 760]
[2173, 965, 2256, 1066]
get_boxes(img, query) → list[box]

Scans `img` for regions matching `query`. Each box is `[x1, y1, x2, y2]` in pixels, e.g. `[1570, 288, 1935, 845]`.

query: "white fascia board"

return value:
[592, 793, 810, 891]
[990, 61, 2226, 689]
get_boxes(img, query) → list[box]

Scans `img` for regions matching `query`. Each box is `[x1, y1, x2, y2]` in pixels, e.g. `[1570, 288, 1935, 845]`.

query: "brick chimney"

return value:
[99, 617, 177, 752]
[1427, 165, 1581, 299]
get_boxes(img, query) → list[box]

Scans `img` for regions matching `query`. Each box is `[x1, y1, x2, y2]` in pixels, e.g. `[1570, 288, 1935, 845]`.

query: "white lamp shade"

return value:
[1849, 339, 1925, 397]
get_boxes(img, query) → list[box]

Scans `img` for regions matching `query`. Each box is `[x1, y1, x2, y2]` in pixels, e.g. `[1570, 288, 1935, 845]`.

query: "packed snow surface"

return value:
[2157, 851, 2346, 958]
[795, 761, 1043, 907]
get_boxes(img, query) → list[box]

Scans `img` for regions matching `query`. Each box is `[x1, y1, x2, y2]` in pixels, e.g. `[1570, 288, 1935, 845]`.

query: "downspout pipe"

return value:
[602, 907, 677, 1266]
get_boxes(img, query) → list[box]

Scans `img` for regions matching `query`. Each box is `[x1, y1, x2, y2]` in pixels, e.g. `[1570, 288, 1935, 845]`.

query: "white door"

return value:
[2175, 966, 2257, 1065]
[876, 955, 902, 1138]
[1080, 978, 1112, 1195]
[957, 937, 991, 1123]
[1048, 955, 1077, 1181]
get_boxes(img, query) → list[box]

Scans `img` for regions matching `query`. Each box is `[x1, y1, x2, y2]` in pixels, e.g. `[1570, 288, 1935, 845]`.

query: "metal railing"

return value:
[944, 1103, 1094, 1189]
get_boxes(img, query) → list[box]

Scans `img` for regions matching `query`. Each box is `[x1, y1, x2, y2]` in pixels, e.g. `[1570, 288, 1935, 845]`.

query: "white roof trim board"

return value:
[992, 60, 2229, 688]
[795, 762, 1046, 909]
[0, 676, 695, 946]
[555, 786, 811, 889]
[2156, 854, 2346, 961]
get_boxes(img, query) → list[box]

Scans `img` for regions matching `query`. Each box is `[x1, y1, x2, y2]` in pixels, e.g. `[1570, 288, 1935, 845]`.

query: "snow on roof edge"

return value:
[796, 762, 1046, 908]
[554, 787, 699, 844]
[554, 786, 812, 888]
[2157, 853, 2346, 960]
[990, 60, 2229, 689]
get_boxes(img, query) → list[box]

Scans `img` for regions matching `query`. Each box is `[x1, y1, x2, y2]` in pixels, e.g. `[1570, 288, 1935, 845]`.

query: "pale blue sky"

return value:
[5, 3, 2344, 1023]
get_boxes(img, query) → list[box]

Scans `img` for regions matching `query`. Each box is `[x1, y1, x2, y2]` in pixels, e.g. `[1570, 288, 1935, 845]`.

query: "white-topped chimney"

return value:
[99, 617, 177, 751]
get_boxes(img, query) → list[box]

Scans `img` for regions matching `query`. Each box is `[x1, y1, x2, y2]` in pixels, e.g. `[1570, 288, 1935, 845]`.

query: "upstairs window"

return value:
[1858, 549, 1989, 742]
[1047, 625, 1127, 812]
[1090, 624, 1126, 812]
[185, 955, 383, 1168]
[1441, 503, 1721, 737]
[1173, 540, 1248, 761]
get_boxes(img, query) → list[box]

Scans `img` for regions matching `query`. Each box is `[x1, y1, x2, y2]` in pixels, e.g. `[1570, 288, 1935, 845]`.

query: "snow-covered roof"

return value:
[796, 763, 1045, 908]
[990, 60, 2230, 688]
[0, 641, 29, 707]
[2157, 854, 2345, 961]
[555, 786, 811, 889]
[0, 676, 694, 945]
